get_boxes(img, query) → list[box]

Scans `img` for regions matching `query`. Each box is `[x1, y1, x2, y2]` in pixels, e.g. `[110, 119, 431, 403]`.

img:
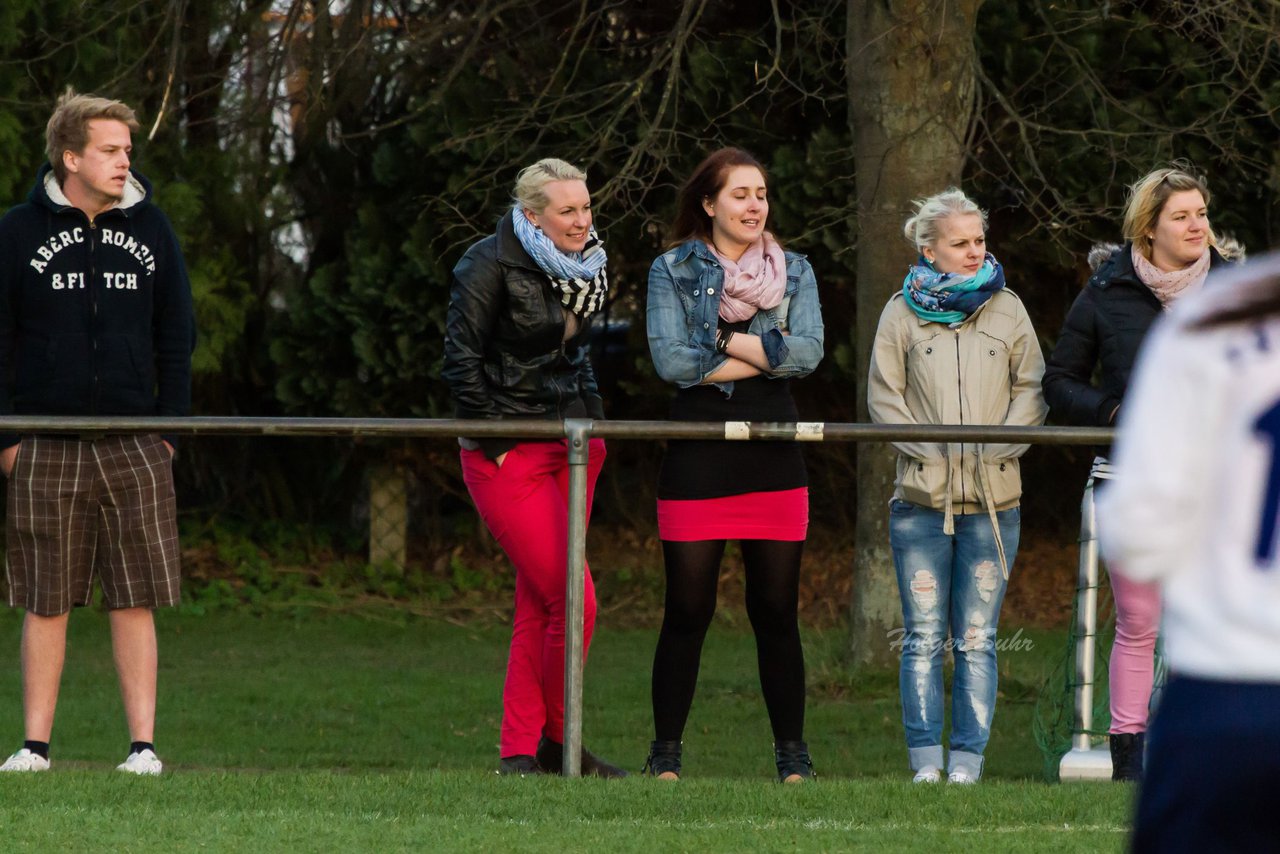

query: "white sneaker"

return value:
[912, 766, 942, 784]
[948, 768, 978, 785]
[0, 748, 51, 772]
[117, 748, 163, 776]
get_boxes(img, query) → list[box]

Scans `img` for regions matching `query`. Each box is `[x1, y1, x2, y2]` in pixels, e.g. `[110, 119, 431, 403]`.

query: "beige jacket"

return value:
[868, 289, 1047, 533]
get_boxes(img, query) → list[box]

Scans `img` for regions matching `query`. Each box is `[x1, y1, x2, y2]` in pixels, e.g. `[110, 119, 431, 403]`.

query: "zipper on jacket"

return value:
[553, 369, 567, 418]
[551, 284, 571, 417]
[955, 331, 967, 505]
[89, 218, 100, 413]
[555, 337, 570, 417]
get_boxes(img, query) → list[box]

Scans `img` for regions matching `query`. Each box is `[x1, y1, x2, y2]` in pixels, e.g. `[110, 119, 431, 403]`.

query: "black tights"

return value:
[650, 538, 806, 742]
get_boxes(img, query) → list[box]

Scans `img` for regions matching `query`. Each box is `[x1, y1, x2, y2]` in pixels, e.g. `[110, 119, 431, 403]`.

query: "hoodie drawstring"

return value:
[973, 444, 1010, 580]
[942, 448, 955, 536]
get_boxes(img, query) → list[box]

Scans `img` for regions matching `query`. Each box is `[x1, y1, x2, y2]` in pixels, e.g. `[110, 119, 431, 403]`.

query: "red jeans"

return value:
[460, 438, 606, 757]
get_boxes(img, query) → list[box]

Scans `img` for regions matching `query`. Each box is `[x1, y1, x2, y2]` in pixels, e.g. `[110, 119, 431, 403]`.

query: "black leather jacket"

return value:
[442, 210, 604, 458]
[1044, 242, 1229, 428]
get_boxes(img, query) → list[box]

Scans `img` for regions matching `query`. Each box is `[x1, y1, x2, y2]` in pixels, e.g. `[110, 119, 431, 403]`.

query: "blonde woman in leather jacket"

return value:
[442, 158, 623, 779]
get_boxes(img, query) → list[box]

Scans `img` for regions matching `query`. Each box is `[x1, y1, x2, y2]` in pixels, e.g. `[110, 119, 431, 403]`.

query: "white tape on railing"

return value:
[796, 422, 825, 441]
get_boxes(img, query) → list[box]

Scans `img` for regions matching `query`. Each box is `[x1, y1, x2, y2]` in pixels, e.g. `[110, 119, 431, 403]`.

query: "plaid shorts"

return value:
[5, 434, 181, 616]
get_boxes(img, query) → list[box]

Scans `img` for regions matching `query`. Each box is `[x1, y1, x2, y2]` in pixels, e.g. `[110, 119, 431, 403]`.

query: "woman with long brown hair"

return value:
[644, 147, 824, 782]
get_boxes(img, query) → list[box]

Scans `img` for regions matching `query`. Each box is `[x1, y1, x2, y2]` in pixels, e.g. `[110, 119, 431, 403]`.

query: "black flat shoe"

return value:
[537, 736, 629, 779]
[497, 754, 543, 776]
[774, 740, 816, 783]
[642, 740, 682, 780]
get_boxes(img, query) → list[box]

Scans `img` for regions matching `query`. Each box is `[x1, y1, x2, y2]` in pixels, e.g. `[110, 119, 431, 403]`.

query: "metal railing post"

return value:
[1057, 477, 1112, 780]
[561, 417, 593, 778]
[1073, 480, 1101, 750]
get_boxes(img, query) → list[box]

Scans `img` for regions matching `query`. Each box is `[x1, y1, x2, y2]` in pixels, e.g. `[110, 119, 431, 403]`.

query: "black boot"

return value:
[774, 740, 816, 783]
[1110, 732, 1145, 782]
[642, 740, 682, 780]
[537, 736, 629, 778]
[497, 754, 543, 776]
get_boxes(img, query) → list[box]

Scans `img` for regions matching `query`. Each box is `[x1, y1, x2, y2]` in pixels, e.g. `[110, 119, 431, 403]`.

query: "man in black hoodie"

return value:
[0, 91, 194, 775]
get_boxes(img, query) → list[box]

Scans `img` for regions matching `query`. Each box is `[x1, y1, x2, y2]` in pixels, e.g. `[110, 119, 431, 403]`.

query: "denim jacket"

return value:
[646, 239, 824, 393]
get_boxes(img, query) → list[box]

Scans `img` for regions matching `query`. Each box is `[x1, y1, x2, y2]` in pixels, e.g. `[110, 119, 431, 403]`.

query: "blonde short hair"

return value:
[511, 158, 587, 214]
[902, 188, 987, 253]
[45, 89, 140, 184]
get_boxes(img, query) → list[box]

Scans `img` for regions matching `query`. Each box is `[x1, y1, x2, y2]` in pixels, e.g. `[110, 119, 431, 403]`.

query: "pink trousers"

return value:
[1107, 561, 1161, 734]
[460, 439, 606, 757]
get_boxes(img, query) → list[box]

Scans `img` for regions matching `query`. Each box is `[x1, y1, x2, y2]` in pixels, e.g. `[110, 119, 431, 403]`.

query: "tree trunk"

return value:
[847, 0, 983, 666]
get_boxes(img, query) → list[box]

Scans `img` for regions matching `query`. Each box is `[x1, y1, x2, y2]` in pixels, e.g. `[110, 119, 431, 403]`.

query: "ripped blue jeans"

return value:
[888, 499, 1020, 778]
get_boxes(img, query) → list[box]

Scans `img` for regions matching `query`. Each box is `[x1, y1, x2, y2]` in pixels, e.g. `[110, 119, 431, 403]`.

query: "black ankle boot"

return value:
[1110, 732, 1145, 782]
[497, 754, 543, 776]
[536, 736, 629, 778]
[774, 740, 816, 783]
[642, 740, 682, 779]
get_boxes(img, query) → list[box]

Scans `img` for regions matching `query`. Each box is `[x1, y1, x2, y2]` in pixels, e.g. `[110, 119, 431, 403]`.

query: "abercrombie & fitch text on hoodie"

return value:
[28, 226, 156, 283]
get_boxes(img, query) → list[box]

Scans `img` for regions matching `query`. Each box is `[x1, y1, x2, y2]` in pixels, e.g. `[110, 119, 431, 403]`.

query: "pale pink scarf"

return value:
[712, 232, 787, 322]
[1131, 244, 1210, 311]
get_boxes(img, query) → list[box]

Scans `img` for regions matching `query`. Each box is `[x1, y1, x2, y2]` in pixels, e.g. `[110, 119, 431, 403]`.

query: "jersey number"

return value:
[1256, 398, 1280, 566]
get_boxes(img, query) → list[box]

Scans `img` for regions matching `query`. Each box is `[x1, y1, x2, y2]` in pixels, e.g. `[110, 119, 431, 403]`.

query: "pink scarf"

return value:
[712, 232, 787, 322]
[1131, 244, 1210, 311]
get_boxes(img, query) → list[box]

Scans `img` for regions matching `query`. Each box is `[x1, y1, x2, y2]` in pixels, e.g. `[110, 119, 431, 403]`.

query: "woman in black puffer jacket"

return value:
[1044, 166, 1239, 782]
[1044, 240, 1231, 429]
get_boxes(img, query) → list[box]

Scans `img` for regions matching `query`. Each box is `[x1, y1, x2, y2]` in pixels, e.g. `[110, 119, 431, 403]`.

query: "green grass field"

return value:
[0, 609, 1132, 851]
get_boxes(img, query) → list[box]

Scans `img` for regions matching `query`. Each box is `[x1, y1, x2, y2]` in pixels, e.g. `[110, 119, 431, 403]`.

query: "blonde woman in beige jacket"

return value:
[867, 188, 1047, 785]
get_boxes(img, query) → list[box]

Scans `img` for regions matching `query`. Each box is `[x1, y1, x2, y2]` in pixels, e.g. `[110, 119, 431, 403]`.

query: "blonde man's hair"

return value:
[902, 188, 987, 253]
[1121, 166, 1220, 260]
[45, 89, 140, 184]
[512, 158, 587, 214]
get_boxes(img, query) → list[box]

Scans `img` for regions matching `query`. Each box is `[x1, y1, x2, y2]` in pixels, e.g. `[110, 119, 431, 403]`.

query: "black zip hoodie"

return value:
[0, 163, 195, 449]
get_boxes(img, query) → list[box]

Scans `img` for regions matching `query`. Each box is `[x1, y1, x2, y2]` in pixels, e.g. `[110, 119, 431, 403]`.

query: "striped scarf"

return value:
[511, 206, 609, 317]
[902, 253, 1006, 326]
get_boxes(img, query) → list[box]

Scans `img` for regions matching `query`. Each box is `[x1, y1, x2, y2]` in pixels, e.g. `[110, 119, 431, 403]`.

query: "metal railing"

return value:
[0, 414, 1113, 777]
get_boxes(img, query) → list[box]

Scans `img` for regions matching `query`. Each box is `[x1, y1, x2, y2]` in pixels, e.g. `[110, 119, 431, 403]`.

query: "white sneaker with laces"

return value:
[0, 748, 50, 772]
[117, 748, 163, 776]
[948, 768, 978, 785]
[911, 766, 942, 784]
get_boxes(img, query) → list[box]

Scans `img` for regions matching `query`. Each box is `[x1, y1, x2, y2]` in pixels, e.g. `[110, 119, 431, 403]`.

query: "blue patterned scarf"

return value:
[902, 253, 1006, 325]
[511, 206, 609, 316]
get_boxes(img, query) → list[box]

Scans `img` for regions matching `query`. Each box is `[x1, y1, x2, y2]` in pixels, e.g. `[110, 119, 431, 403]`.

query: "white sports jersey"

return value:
[1098, 257, 1280, 683]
